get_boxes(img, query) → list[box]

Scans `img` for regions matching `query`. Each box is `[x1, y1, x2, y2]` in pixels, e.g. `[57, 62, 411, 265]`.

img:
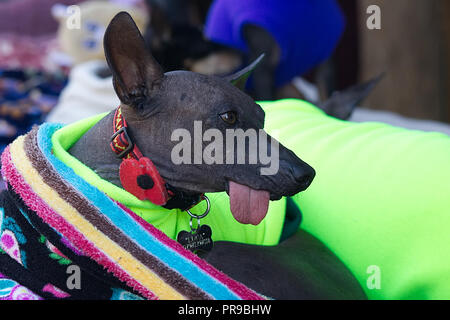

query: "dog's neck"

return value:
[69, 102, 163, 187]
[68, 105, 203, 210]
[69, 110, 123, 187]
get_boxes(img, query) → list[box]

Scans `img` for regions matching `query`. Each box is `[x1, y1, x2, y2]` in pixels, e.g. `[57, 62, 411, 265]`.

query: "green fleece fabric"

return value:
[52, 99, 450, 299]
[259, 99, 450, 300]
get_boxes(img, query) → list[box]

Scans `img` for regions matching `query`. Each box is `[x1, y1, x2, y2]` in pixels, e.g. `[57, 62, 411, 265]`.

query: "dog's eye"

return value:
[220, 111, 237, 125]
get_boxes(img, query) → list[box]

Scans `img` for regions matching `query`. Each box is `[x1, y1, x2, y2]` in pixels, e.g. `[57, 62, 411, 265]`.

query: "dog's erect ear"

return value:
[224, 54, 265, 91]
[318, 72, 385, 120]
[104, 12, 164, 106]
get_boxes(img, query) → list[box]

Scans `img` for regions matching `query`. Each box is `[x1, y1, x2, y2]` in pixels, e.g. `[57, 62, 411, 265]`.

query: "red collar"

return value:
[110, 106, 169, 205]
[110, 106, 144, 160]
[109, 106, 202, 210]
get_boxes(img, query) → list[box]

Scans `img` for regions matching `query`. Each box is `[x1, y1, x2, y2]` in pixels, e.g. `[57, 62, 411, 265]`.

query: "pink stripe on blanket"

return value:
[1, 147, 157, 300]
[115, 202, 264, 300]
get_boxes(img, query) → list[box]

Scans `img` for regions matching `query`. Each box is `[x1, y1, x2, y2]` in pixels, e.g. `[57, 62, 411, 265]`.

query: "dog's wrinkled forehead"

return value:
[162, 71, 265, 127]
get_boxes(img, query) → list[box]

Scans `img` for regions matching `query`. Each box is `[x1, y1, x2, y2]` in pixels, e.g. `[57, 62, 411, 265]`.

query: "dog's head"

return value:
[104, 12, 315, 225]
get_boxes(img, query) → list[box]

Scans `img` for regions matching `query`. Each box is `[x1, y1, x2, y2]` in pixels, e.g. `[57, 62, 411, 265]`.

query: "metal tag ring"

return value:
[186, 195, 210, 220]
[189, 217, 201, 233]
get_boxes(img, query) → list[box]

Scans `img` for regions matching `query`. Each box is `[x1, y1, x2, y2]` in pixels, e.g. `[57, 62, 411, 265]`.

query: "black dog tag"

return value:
[177, 224, 213, 253]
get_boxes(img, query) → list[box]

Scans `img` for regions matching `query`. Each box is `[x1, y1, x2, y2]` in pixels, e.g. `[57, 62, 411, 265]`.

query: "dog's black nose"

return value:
[291, 163, 316, 190]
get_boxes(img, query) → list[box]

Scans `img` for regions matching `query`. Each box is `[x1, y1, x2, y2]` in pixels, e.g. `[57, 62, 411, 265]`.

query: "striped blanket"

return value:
[0, 123, 264, 300]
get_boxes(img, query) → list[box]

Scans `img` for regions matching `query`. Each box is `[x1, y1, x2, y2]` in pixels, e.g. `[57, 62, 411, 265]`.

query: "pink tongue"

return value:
[228, 181, 270, 226]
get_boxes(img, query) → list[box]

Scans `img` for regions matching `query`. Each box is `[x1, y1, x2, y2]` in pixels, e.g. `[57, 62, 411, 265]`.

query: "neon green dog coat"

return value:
[261, 99, 450, 300]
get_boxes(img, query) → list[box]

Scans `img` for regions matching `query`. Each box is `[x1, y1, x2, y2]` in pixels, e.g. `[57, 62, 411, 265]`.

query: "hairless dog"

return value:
[69, 12, 366, 299]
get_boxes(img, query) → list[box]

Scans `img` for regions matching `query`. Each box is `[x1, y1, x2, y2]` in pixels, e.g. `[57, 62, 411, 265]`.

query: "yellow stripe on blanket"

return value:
[9, 136, 186, 300]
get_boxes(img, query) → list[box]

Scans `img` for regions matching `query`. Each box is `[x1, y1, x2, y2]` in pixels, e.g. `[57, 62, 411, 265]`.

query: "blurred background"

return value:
[1, 0, 450, 155]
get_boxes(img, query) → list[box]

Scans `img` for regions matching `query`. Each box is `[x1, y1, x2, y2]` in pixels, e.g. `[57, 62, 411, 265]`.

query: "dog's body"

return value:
[64, 12, 366, 299]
